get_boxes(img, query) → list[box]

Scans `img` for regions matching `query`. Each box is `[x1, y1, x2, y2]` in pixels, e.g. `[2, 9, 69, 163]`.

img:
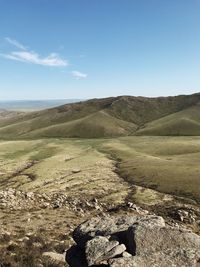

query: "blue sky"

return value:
[0, 0, 200, 100]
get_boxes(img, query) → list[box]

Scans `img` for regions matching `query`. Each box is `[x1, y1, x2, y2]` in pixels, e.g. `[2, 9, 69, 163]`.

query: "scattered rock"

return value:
[0, 189, 107, 211]
[176, 209, 197, 223]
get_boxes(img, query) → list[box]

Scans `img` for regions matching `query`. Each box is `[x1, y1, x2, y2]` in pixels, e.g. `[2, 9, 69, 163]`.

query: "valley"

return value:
[2, 0, 200, 265]
[1, 137, 200, 266]
[1, 96, 200, 266]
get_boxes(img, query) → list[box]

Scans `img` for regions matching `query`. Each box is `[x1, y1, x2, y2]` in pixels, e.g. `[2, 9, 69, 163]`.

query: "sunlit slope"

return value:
[0, 97, 116, 129]
[138, 103, 200, 136]
[0, 98, 116, 138]
[22, 111, 138, 138]
[0, 93, 200, 138]
[103, 136, 200, 202]
[107, 94, 200, 125]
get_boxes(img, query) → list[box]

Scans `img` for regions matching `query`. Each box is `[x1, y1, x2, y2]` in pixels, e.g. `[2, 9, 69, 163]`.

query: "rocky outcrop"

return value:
[73, 214, 164, 249]
[67, 215, 200, 267]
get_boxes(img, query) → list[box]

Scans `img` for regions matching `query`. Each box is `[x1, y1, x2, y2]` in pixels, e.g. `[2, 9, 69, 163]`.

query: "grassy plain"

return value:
[0, 138, 130, 205]
[0, 136, 200, 203]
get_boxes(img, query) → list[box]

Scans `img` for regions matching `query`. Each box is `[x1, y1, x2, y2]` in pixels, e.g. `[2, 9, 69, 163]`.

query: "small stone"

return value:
[32, 242, 42, 249]
[92, 198, 98, 203]
[42, 251, 66, 263]
[26, 192, 34, 199]
[122, 251, 132, 257]
[127, 202, 134, 208]
[72, 168, 81, 174]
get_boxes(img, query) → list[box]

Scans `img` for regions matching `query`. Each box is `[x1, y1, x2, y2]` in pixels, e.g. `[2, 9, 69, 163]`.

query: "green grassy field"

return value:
[0, 136, 200, 204]
[0, 138, 131, 205]
[101, 136, 200, 203]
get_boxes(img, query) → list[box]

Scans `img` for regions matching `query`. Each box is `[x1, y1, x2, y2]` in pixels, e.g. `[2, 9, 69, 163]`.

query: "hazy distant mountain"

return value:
[0, 99, 81, 111]
[0, 109, 23, 120]
[0, 93, 200, 138]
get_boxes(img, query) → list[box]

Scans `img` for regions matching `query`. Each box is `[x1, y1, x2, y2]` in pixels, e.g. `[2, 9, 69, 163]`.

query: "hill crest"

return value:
[0, 93, 200, 138]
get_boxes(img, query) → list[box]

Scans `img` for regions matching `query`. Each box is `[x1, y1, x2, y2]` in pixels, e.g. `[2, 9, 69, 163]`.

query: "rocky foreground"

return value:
[1, 188, 200, 267]
[41, 214, 200, 267]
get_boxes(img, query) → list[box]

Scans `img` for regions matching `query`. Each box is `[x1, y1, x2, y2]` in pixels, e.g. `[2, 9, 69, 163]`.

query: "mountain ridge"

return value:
[0, 93, 200, 138]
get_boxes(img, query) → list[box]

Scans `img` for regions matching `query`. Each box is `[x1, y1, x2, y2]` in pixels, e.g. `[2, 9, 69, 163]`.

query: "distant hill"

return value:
[0, 99, 81, 111]
[0, 93, 200, 138]
[0, 109, 23, 120]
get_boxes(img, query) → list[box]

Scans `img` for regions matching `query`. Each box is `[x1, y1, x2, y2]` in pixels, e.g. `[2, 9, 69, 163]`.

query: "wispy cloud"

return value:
[2, 37, 68, 67]
[2, 51, 68, 66]
[71, 70, 88, 79]
[5, 37, 27, 50]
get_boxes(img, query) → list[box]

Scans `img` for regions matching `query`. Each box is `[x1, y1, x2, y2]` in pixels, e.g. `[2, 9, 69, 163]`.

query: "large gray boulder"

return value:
[127, 223, 200, 256]
[73, 215, 165, 248]
[68, 215, 200, 267]
[109, 250, 200, 267]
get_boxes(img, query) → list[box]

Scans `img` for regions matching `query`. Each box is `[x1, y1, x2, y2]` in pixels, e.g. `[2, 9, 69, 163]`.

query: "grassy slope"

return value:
[22, 111, 138, 138]
[0, 97, 116, 128]
[138, 103, 200, 135]
[0, 138, 131, 205]
[102, 136, 200, 203]
[107, 94, 200, 125]
[0, 93, 200, 138]
[1, 137, 200, 203]
[0, 98, 116, 138]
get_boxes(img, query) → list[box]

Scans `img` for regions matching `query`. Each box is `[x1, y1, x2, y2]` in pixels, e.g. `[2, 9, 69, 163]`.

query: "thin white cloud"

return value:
[5, 37, 27, 50]
[2, 38, 68, 67]
[2, 51, 68, 66]
[71, 70, 87, 79]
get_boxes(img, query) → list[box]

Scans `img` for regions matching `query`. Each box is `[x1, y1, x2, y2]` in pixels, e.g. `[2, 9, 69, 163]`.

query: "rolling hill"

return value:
[137, 102, 200, 136]
[0, 109, 23, 120]
[0, 93, 200, 138]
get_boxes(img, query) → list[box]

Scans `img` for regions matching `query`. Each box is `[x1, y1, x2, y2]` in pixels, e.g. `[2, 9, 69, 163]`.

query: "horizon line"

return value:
[0, 91, 200, 102]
